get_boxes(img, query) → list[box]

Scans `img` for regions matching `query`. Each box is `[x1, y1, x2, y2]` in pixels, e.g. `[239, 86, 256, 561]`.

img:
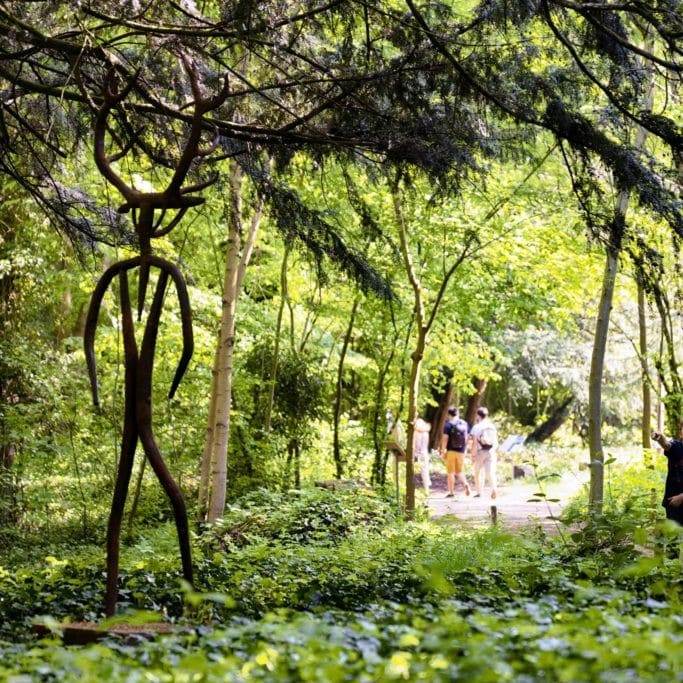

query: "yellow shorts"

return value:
[445, 450, 465, 475]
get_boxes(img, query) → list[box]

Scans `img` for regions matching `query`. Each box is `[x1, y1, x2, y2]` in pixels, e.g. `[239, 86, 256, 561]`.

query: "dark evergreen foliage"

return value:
[0, 1, 682, 273]
[254, 172, 396, 300]
[543, 99, 683, 236]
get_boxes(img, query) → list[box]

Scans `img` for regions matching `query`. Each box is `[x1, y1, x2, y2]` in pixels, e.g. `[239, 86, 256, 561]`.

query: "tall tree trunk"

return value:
[638, 282, 653, 449]
[404, 332, 427, 515]
[198, 162, 263, 522]
[588, 44, 653, 511]
[0, 189, 19, 527]
[294, 438, 301, 489]
[285, 437, 300, 489]
[526, 395, 574, 443]
[465, 379, 487, 427]
[650, 283, 683, 436]
[264, 244, 290, 433]
[391, 181, 471, 518]
[588, 220, 623, 513]
[197, 340, 220, 522]
[635, 34, 656, 448]
[657, 329, 666, 434]
[393, 189, 422, 517]
[0, 443, 17, 526]
[371, 329, 399, 486]
[333, 297, 358, 479]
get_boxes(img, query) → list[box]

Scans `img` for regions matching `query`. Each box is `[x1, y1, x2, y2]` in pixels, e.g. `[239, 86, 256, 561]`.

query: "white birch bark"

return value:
[198, 161, 263, 522]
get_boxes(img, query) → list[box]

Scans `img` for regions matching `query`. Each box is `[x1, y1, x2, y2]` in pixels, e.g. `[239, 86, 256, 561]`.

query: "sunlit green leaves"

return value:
[4, 479, 683, 681]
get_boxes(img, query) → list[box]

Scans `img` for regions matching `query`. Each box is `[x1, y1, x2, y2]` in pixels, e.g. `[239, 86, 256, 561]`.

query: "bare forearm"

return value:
[652, 432, 673, 450]
[669, 493, 683, 507]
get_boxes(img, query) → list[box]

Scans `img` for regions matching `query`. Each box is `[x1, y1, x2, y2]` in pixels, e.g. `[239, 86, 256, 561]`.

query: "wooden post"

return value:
[384, 440, 406, 511]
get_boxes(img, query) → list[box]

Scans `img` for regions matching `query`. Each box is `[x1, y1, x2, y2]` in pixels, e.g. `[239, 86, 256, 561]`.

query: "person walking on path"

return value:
[652, 431, 683, 525]
[441, 407, 471, 498]
[414, 417, 432, 493]
[470, 406, 498, 499]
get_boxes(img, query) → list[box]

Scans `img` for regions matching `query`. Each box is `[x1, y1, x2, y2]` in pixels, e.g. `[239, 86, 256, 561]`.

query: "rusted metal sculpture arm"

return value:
[144, 256, 194, 399]
[118, 270, 139, 367]
[152, 207, 189, 238]
[84, 257, 141, 406]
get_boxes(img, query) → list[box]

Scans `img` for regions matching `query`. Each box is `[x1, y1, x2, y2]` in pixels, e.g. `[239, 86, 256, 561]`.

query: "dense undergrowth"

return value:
[2, 458, 683, 682]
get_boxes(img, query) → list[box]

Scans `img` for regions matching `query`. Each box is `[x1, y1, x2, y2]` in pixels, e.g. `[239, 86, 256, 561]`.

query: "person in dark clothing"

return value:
[441, 406, 471, 498]
[652, 431, 683, 525]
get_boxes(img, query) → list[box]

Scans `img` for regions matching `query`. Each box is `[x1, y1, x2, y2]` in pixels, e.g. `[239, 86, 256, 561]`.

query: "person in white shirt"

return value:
[469, 406, 498, 499]
[413, 417, 432, 493]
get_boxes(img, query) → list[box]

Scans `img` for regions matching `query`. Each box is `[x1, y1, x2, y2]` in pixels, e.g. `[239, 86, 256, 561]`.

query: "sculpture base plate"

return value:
[33, 620, 173, 645]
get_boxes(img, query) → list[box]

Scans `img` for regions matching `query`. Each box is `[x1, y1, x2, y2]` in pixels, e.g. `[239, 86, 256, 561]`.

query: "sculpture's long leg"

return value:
[138, 423, 194, 584]
[136, 270, 193, 584]
[105, 270, 140, 617]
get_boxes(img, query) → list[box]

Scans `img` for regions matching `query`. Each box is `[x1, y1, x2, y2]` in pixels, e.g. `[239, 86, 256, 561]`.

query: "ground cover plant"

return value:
[2, 3, 683, 679]
[2, 465, 683, 683]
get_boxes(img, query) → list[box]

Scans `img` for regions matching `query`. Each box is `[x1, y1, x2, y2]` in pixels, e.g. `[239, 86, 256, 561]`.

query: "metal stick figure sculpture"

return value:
[84, 65, 228, 616]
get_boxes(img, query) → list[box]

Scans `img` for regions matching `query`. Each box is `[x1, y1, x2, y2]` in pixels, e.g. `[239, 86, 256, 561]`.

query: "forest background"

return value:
[2, 1, 683, 680]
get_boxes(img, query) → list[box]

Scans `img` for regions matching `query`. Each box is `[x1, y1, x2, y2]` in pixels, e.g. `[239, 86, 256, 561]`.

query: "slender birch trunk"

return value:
[333, 297, 358, 479]
[197, 341, 220, 521]
[198, 161, 263, 522]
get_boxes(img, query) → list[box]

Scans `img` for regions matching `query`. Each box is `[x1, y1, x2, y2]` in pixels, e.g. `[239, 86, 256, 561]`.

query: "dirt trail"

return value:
[421, 470, 588, 532]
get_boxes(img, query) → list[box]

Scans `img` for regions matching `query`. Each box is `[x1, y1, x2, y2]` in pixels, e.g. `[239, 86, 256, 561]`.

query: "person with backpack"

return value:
[440, 406, 471, 498]
[470, 406, 499, 499]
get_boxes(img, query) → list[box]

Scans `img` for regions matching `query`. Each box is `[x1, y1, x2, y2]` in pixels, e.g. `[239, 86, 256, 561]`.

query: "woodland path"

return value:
[420, 469, 589, 533]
